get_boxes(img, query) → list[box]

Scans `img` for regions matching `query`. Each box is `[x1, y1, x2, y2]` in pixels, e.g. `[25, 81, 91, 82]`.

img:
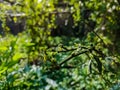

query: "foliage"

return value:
[0, 0, 120, 89]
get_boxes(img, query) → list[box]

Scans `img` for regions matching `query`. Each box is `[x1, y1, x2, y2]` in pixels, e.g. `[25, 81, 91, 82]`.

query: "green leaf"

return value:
[12, 53, 24, 61]
[94, 56, 102, 74]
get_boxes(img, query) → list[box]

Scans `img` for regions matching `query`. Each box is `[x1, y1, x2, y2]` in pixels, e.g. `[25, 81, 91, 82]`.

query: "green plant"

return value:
[0, 0, 120, 89]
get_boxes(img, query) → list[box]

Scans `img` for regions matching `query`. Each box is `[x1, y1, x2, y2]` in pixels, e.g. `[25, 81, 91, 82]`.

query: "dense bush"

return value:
[0, 0, 120, 89]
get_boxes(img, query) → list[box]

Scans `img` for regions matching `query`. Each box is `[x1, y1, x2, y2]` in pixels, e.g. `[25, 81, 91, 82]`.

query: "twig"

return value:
[59, 49, 91, 66]
[92, 30, 120, 60]
[92, 30, 107, 48]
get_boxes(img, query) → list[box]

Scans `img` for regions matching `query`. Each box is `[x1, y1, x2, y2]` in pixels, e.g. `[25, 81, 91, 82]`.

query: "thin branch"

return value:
[93, 48, 106, 58]
[47, 44, 88, 53]
[61, 65, 76, 69]
[92, 30, 120, 60]
[59, 49, 91, 66]
[92, 30, 107, 48]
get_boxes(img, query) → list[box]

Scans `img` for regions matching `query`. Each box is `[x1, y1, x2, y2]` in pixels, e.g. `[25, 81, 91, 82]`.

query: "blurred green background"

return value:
[0, 0, 120, 89]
